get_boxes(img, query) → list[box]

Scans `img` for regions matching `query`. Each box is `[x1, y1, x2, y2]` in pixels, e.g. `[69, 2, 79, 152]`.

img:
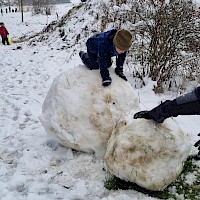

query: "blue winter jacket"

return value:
[86, 29, 127, 80]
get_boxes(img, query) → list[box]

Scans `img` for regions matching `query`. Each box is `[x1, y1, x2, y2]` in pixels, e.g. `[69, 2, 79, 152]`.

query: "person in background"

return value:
[0, 22, 10, 45]
[79, 29, 132, 87]
[134, 86, 200, 160]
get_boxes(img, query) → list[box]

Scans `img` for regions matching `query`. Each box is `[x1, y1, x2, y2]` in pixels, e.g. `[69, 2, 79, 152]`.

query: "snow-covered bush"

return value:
[130, 1, 200, 93]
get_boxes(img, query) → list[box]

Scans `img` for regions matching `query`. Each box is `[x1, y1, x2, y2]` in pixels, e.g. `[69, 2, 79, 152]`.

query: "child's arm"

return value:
[5, 27, 9, 35]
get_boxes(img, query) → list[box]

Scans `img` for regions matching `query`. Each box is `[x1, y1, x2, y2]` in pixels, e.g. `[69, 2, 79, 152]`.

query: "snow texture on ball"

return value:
[105, 113, 191, 191]
[39, 65, 138, 156]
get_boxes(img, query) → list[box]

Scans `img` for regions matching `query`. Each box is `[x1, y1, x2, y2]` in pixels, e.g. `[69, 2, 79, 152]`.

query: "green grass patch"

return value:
[104, 156, 200, 199]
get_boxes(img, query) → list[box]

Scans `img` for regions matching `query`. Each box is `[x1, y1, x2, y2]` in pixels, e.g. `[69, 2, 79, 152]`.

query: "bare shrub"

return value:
[131, 0, 200, 93]
[98, 0, 200, 93]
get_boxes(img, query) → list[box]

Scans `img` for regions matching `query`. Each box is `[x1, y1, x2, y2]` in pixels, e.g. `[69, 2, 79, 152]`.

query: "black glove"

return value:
[194, 133, 200, 160]
[134, 111, 151, 119]
[134, 100, 177, 123]
[102, 77, 112, 87]
[134, 109, 167, 123]
[115, 67, 127, 81]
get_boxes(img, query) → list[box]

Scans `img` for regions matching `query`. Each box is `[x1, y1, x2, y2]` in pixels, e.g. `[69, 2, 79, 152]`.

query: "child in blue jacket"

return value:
[79, 29, 132, 87]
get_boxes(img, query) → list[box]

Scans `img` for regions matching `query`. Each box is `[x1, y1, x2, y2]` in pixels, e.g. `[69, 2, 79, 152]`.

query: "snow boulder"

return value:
[105, 113, 191, 191]
[39, 65, 138, 156]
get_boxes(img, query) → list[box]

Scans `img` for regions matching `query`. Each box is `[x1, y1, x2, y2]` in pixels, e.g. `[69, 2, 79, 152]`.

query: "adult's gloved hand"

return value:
[102, 77, 112, 87]
[194, 133, 200, 160]
[134, 111, 151, 119]
[134, 100, 177, 123]
[133, 109, 166, 123]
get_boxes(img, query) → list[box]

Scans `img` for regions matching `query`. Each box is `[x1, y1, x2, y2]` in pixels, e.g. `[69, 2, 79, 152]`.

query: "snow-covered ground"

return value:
[0, 1, 199, 200]
[0, 3, 75, 39]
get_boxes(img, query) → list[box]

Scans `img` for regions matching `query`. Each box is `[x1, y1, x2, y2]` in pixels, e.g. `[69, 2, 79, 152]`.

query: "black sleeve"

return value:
[98, 41, 110, 80]
[176, 87, 200, 105]
[116, 52, 127, 68]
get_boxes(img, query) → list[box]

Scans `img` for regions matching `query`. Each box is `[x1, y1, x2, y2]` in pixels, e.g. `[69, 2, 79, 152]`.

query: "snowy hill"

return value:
[28, 0, 138, 59]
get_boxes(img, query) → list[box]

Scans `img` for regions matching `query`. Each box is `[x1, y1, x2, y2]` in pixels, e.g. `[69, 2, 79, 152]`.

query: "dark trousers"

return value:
[82, 47, 112, 70]
[2, 37, 9, 45]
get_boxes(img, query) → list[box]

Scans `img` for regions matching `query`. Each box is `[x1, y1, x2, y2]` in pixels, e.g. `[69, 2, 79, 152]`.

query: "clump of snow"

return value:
[105, 113, 191, 191]
[185, 171, 198, 185]
[39, 65, 139, 156]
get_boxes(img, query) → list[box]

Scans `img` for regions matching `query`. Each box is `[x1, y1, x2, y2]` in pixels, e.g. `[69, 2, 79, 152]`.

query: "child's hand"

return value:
[115, 67, 127, 81]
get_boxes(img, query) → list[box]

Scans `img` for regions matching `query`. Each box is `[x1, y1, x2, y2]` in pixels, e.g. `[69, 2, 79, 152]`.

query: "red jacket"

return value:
[0, 26, 9, 37]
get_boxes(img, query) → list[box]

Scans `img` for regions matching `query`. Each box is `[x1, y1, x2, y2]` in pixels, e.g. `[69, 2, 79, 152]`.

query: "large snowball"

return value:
[39, 65, 139, 156]
[105, 112, 191, 191]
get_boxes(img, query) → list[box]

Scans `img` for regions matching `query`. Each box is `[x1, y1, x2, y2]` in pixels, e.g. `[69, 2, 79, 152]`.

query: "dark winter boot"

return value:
[79, 51, 85, 60]
[115, 66, 127, 81]
[79, 51, 91, 70]
[79, 51, 99, 70]
[102, 76, 112, 87]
